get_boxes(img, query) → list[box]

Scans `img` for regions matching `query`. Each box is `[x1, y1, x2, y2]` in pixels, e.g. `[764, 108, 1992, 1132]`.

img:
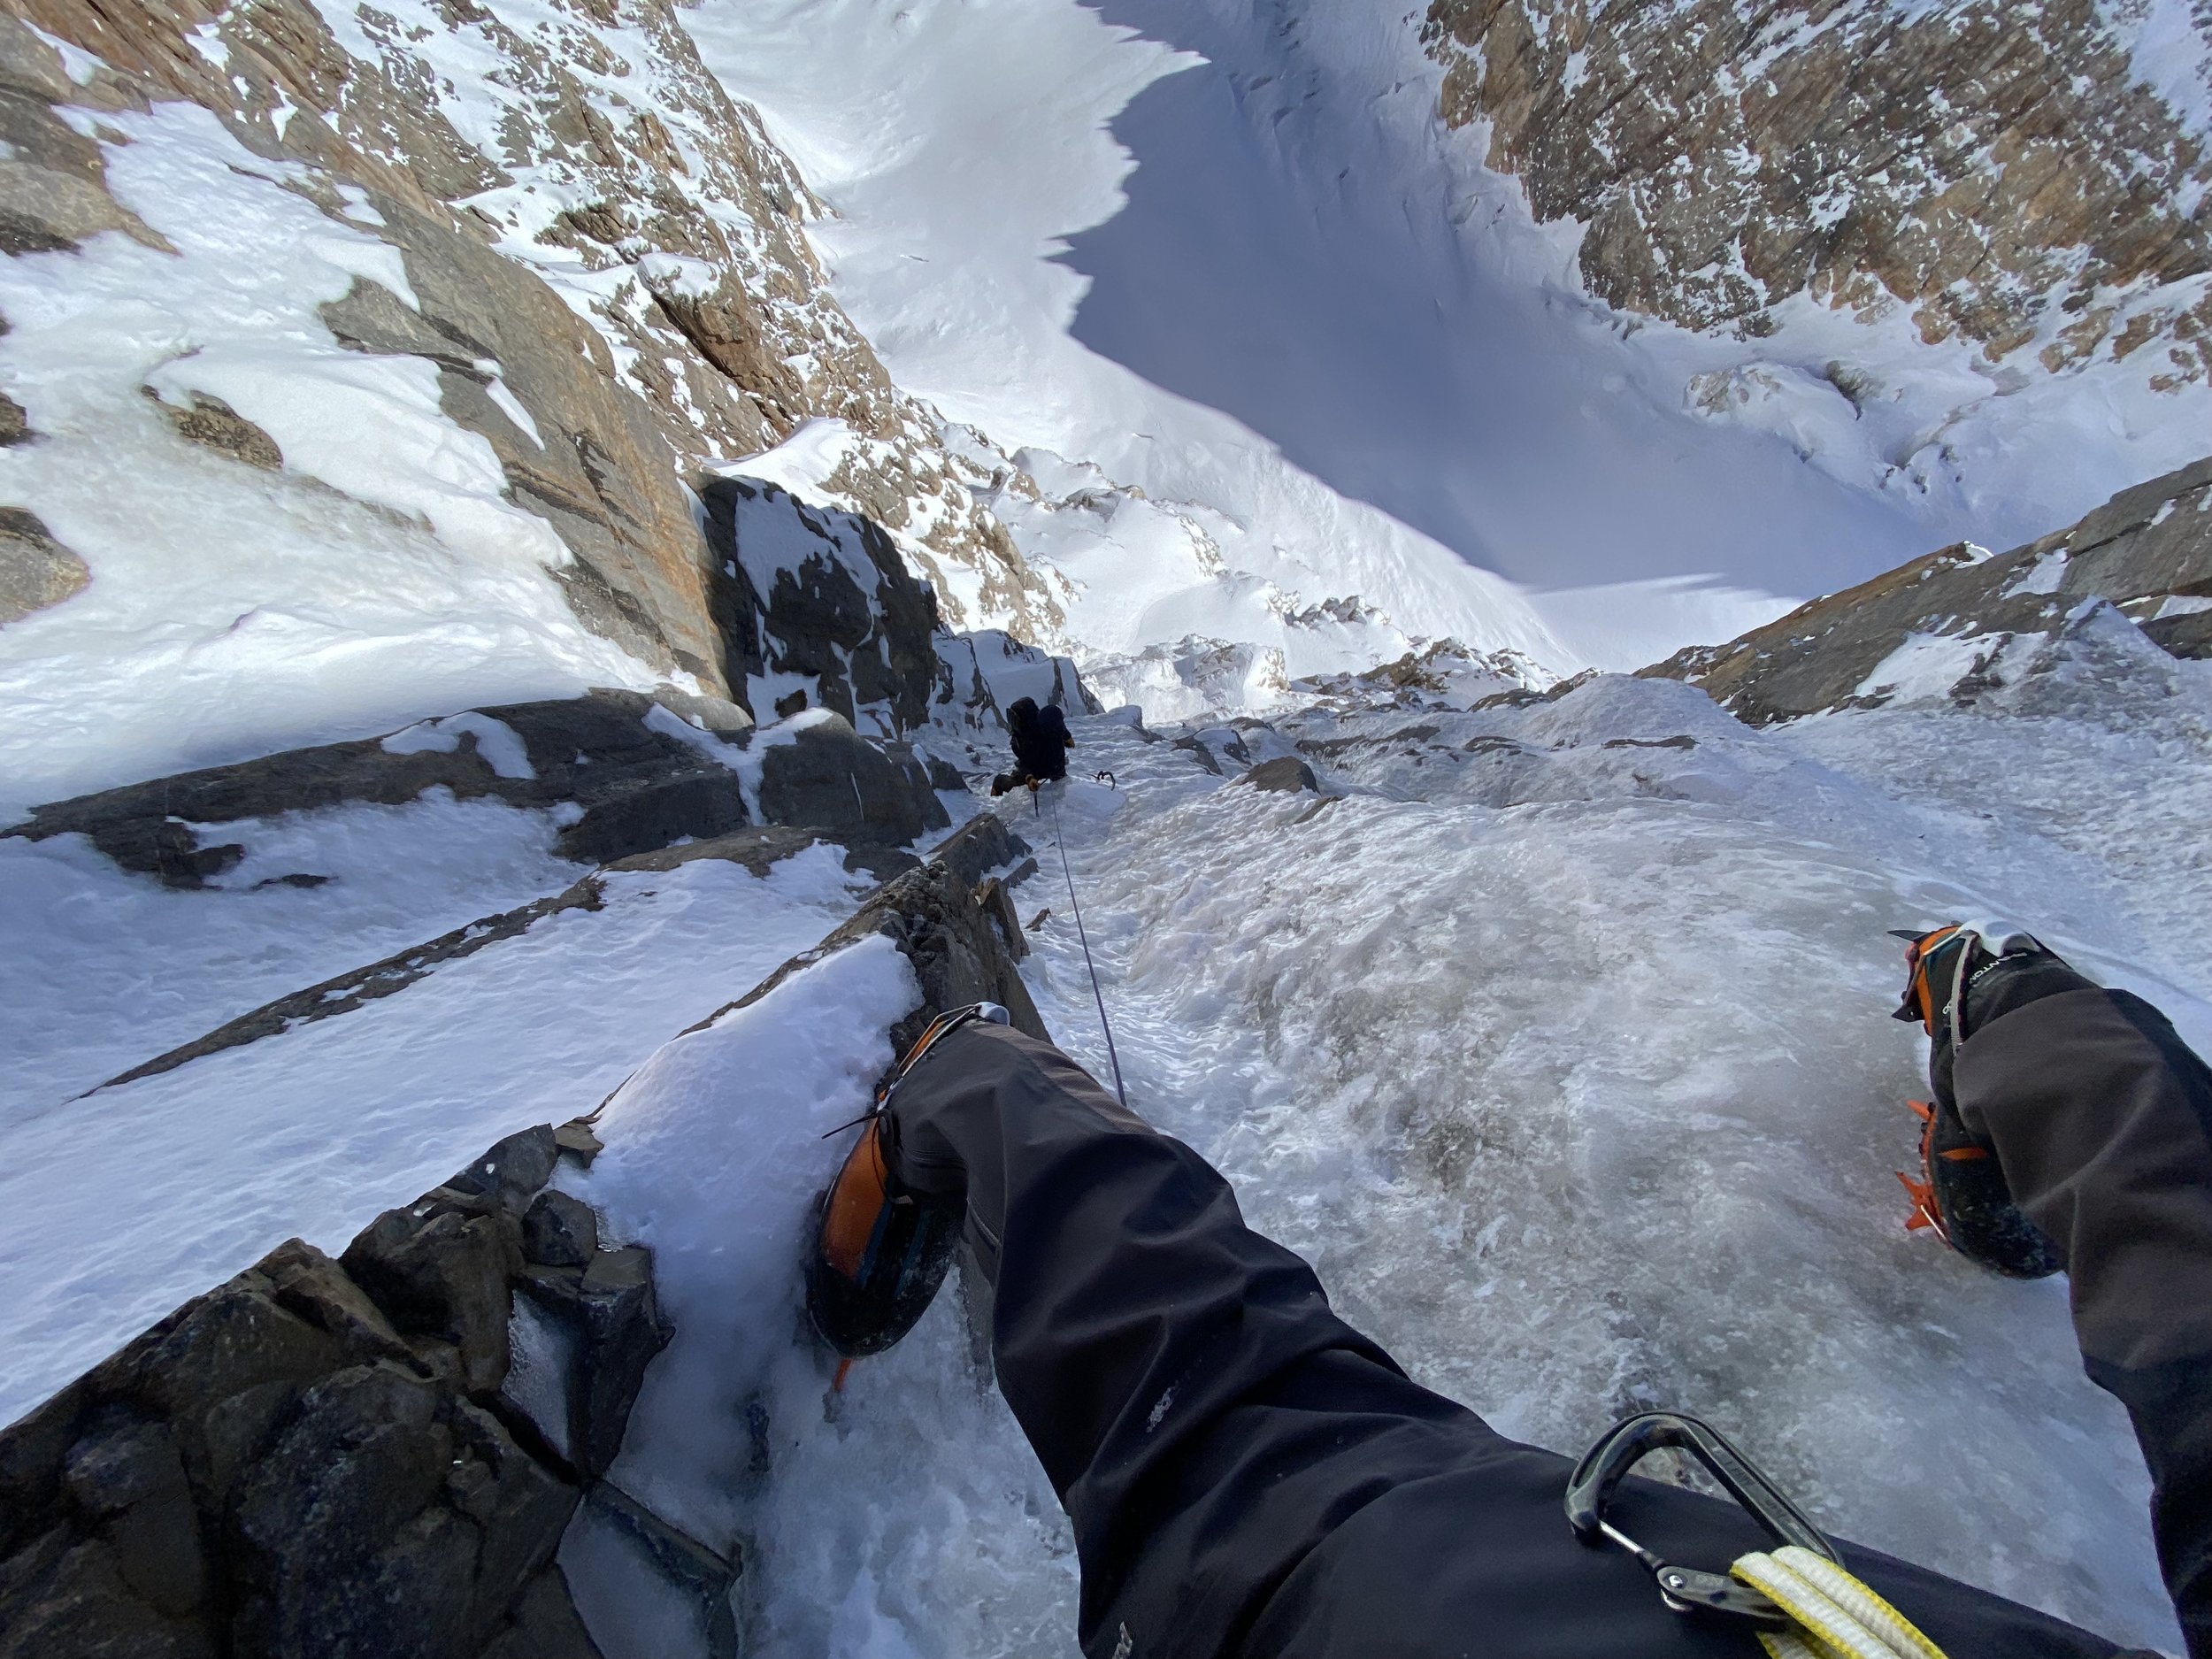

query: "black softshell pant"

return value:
[884, 1025, 2137, 1659]
[1955, 982, 2212, 1658]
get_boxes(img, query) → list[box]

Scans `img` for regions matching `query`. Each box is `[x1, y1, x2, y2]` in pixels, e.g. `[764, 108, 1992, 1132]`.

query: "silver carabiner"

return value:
[1565, 1411, 1839, 1628]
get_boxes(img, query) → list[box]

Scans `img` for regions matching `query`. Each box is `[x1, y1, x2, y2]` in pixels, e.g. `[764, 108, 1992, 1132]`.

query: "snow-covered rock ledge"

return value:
[0, 810, 1042, 1656]
[1643, 451, 2212, 723]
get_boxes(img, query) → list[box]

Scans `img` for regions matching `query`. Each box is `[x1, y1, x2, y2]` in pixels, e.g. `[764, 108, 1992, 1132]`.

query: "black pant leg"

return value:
[884, 1025, 2133, 1659]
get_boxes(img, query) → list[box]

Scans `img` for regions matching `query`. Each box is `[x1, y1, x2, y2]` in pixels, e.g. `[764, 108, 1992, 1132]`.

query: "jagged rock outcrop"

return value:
[0, 1125, 663, 1659]
[1643, 454, 2212, 722]
[933, 628, 1100, 731]
[702, 477, 941, 736]
[1293, 640, 1551, 711]
[3, 687, 951, 888]
[1422, 0, 2211, 390]
[0, 0, 1064, 679]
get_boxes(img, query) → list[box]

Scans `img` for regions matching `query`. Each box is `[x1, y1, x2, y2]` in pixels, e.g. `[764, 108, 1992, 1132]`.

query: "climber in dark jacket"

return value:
[809, 926, 2211, 1659]
[990, 695, 1073, 796]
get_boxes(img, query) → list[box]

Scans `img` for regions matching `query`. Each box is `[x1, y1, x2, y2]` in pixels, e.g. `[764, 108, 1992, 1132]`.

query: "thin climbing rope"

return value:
[1732, 1547, 1948, 1659]
[1048, 787, 1127, 1106]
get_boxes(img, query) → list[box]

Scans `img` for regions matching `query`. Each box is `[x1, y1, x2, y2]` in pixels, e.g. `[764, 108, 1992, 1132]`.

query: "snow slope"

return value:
[4, 608, 2202, 1651]
[0, 102, 666, 818]
[999, 681, 2205, 1651]
[0, 791, 583, 1115]
[1071, 0, 2212, 613]
[688, 0, 2205, 677]
[688, 0, 1587, 678]
[1060, 1, 1947, 601]
[5, 0, 2207, 1650]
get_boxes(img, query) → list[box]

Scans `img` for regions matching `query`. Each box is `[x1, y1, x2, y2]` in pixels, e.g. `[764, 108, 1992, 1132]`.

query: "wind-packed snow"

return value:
[0, 100, 664, 820]
[0, 838, 872, 1427]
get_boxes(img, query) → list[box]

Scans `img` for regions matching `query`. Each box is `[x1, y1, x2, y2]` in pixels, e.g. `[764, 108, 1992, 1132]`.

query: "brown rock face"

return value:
[1423, 0, 2212, 387]
[0, 506, 88, 624]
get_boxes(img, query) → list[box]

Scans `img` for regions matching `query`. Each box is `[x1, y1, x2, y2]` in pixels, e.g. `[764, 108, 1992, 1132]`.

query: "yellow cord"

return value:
[1733, 1547, 1949, 1659]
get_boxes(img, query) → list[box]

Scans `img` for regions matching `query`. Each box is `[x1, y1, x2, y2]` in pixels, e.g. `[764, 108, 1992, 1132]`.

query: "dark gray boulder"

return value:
[757, 715, 951, 849]
[522, 1193, 599, 1270]
[928, 813, 1033, 890]
[341, 1202, 521, 1398]
[507, 1245, 670, 1483]
[701, 477, 941, 735]
[1239, 757, 1322, 795]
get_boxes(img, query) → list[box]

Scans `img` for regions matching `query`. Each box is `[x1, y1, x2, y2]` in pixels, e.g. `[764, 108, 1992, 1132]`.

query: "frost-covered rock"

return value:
[699, 476, 941, 736]
[933, 627, 1097, 733]
[1645, 454, 2212, 722]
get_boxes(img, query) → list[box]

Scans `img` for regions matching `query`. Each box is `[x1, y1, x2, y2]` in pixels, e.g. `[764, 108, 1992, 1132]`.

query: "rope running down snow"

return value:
[1048, 787, 1127, 1106]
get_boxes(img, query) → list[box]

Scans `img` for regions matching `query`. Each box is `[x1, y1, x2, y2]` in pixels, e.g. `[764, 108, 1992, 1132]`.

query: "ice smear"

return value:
[0, 101, 660, 818]
[0, 844, 868, 1426]
[998, 679, 2200, 1649]
[567, 933, 1082, 1659]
